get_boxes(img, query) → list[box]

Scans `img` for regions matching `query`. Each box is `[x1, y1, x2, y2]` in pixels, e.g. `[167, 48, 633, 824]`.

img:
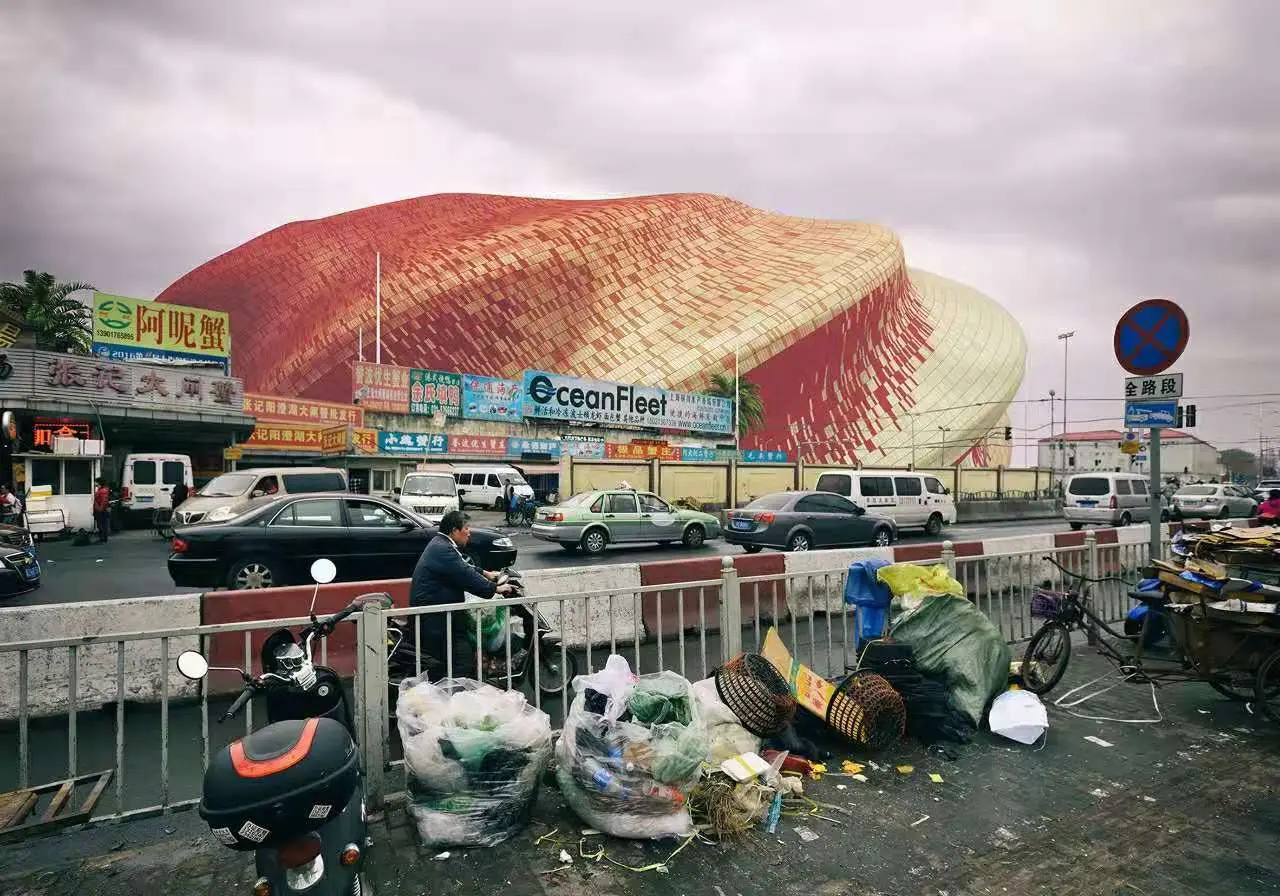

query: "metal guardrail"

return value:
[0, 530, 1157, 829]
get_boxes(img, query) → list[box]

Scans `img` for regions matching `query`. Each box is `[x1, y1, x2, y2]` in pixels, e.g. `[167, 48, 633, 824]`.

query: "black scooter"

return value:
[176, 558, 391, 896]
[386, 567, 578, 697]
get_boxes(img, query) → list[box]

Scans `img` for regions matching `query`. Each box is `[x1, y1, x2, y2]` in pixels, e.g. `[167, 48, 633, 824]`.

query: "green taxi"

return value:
[531, 489, 722, 555]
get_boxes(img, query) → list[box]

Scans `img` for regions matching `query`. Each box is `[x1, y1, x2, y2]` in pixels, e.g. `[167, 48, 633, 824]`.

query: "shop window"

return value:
[372, 470, 394, 493]
[30, 459, 61, 495]
[64, 461, 93, 495]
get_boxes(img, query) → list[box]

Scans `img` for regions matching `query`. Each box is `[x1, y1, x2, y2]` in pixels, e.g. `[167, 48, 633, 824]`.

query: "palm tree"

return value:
[0, 270, 95, 353]
[704, 371, 766, 438]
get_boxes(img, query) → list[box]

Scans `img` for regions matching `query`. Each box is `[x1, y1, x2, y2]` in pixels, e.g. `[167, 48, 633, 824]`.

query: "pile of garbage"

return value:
[1171, 524, 1280, 586]
[555, 656, 711, 839]
[397, 677, 553, 848]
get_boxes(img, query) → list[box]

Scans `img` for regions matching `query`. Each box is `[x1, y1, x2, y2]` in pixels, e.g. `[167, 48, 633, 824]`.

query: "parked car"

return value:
[395, 470, 461, 524]
[530, 489, 720, 555]
[1062, 472, 1159, 530]
[724, 491, 897, 553]
[1171, 484, 1258, 520]
[117, 452, 193, 526]
[1253, 479, 1280, 502]
[168, 493, 516, 590]
[173, 467, 348, 526]
[813, 469, 956, 536]
[0, 522, 39, 597]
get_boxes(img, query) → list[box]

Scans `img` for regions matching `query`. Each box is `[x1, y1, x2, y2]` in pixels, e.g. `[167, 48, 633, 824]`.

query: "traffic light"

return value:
[1185, 404, 1197, 427]
[1175, 406, 1183, 428]
[1004, 426, 1013, 440]
[1175, 404, 1197, 428]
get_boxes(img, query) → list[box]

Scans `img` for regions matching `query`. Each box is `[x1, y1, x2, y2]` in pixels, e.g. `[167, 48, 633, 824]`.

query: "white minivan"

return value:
[452, 465, 534, 510]
[120, 453, 193, 524]
[1062, 472, 1164, 529]
[815, 469, 957, 535]
[395, 469, 460, 523]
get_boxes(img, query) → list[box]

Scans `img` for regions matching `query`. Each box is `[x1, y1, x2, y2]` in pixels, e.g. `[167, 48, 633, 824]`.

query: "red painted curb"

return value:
[892, 539, 984, 563]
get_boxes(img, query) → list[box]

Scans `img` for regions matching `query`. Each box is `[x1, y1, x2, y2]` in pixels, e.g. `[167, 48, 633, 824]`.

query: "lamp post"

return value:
[1048, 389, 1056, 476]
[938, 426, 950, 465]
[1058, 331, 1074, 441]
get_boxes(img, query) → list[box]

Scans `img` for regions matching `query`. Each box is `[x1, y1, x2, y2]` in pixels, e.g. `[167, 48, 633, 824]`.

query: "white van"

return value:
[1063, 472, 1161, 529]
[173, 466, 348, 525]
[120, 453, 193, 524]
[395, 469, 460, 523]
[814, 469, 957, 536]
[452, 465, 534, 510]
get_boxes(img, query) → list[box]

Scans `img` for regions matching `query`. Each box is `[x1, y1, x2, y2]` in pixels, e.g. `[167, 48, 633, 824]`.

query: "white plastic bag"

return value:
[692, 678, 761, 764]
[988, 688, 1048, 745]
[397, 677, 552, 848]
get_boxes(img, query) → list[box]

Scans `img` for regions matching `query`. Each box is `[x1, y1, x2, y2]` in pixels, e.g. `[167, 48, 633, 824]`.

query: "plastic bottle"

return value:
[581, 758, 634, 800]
[641, 782, 686, 807]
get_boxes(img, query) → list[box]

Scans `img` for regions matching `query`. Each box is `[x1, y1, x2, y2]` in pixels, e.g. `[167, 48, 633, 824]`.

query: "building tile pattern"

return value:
[157, 193, 1024, 465]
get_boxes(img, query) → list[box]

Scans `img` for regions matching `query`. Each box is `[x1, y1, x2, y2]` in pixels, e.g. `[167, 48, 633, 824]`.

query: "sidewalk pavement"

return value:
[3, 650, 1277, 896]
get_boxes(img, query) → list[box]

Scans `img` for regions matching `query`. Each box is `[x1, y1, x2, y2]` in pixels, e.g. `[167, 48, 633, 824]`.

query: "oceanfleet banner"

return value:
[461, 374, 523, 422]
[521, 370, 733, 435]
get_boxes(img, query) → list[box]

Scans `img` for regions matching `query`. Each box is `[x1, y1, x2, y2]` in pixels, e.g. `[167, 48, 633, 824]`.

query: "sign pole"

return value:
[1149, 428, 1162, 560]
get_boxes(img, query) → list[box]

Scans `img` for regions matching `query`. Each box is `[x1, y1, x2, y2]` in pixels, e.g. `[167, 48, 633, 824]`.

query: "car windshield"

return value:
[1067, 477, 1109, 496]
[560, 492, 597, 506]
[1178, 486, 1217, 496]
[197, 472, 256, 498]
[745, 493, 792, 510]
[402, 474, 455, 496]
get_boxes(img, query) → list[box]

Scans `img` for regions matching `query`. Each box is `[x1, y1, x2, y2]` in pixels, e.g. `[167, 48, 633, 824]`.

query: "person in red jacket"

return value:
[92, 478, 112, 544]
[1259, 489, 1280, 523]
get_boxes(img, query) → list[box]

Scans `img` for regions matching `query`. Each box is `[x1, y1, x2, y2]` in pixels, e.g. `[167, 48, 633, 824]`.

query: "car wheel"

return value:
[924, 513, 944, 537]
[682, 525, 706, 548]
[872, 527, 893, 547]
[743, 544, 763, 554]
[1119, 512, 1132, 527]
[787, 532, 812, 552]
[228, 557, 280, 590]
[580, 528, 608, 555]
[1069, 522, 1083, 531]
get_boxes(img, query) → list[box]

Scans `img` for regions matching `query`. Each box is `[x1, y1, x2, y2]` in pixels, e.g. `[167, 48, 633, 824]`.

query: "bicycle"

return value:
[1020, 556, 1178, 696]
[505, 495, 538, 528]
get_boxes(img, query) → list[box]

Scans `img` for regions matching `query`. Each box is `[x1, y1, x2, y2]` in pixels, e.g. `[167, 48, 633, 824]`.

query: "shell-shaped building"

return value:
[157, 193, 1025, 466]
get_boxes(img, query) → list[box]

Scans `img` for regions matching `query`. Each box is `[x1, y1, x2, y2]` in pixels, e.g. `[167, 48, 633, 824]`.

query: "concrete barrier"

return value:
[521, 563, 644, 650]
[0, 594, 201, 720]
[638, 553, 788, 640]
[956, 499, 1059, 523]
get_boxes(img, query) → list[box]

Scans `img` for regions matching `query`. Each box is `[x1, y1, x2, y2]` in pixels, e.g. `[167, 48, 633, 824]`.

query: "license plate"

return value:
[731, 519, 752, 531]
[23, 567, 38, 580]
[136, 496, 153, 505]
[1077, 500, 1097, 507]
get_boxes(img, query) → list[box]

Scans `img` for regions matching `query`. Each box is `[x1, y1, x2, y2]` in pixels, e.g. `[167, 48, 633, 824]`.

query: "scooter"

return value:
[386, 567, 578, 697]
[176, 558, 391, 896]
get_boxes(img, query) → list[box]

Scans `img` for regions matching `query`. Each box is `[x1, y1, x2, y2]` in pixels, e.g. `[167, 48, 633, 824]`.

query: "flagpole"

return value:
[374, 252, 382, 364]
[358, 327, 364, 362]
[734, 350, 740, 451]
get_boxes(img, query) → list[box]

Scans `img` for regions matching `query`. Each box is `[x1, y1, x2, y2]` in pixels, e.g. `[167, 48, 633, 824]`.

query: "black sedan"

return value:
[0, 522, 40, 597]
[168, 492, 517, 590]
[723, 491, 897, 553]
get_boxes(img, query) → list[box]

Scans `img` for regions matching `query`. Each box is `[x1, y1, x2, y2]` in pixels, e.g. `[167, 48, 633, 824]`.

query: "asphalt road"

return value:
[4, 512, 1074, 608]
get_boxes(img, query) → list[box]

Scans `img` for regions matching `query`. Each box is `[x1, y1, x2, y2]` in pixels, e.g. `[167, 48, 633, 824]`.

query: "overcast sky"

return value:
[3, 0, 1276, 465]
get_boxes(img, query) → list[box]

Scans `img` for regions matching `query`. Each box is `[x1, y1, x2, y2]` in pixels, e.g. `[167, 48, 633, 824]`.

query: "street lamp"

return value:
[1048, 389, 1056, 474]
[1058, 331, 1075, 440]
[938, 426, 950, 465]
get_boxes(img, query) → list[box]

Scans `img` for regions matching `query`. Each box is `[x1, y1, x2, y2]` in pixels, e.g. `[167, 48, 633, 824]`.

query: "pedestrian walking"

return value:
[171, 480, 190, 509]
[93, 478, 112, 543]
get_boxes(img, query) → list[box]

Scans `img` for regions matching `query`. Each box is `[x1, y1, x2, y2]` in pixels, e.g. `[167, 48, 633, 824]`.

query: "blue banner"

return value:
[680, 446, 718, 462]
[378, 431, 449, 454]
[741, 449, 789, 463]
[461, 374, 523, 422]
[92, 343, 230, 374]
[507, 436, 562, 459]
[521, 369, 734, 435]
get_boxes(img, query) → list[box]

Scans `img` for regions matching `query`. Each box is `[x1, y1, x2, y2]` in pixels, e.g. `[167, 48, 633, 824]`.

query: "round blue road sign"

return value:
[1113, 298, 1189, 376]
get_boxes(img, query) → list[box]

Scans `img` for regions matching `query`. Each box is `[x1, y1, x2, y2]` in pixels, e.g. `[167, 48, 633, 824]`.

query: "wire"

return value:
[1050, 668, 1163, 725]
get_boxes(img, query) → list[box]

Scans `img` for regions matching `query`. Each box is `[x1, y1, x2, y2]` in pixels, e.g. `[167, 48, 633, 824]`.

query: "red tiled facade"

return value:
[157, 193, 1023, 465]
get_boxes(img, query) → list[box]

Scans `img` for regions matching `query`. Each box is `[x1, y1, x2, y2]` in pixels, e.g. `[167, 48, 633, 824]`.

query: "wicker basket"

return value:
[827, 671, 906, 751]
[714, 654, 796, 737]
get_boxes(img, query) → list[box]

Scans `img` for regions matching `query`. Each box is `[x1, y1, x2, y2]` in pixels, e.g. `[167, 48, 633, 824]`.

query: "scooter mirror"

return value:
[176, 650, 210, 681]
[310, 558, 337, 585]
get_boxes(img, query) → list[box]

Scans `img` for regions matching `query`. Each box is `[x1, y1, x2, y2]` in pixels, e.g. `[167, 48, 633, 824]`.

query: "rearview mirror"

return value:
[251, 490, 264, 498]
[393, 487, 402, 495]
[310, 558, 337, 585]
[457, 488, 467, 495]
[176, 650, 209, 681]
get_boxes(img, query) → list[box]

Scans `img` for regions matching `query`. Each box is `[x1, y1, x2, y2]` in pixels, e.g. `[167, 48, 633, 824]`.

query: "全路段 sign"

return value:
[353, 361, 410, 413]
[377, 431, 449, 454]
[409, 369, 462, 417]
[461, 374, 523, 421]
[1124, 373, 1183, 401]
[522, 370, 733, 434]
[1124, 400, 1179, 428]
[92, 293, 230, 369]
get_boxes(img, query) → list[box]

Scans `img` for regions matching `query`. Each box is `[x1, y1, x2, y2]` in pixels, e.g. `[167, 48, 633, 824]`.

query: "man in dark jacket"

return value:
[409, 511, 514, 678]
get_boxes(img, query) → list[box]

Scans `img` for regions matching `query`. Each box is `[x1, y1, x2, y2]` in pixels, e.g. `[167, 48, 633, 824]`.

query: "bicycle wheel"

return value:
[1255, 647, 1280, 725]
[1021, 622, 1073, 695]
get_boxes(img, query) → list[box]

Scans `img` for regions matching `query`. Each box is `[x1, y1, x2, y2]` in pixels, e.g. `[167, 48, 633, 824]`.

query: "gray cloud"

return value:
[2, 0, 1277, 459]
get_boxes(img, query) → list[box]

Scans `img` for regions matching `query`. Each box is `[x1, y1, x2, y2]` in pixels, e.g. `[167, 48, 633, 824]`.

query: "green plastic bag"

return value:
[464, 599, 508, 651]
[629, 673, 694, 726]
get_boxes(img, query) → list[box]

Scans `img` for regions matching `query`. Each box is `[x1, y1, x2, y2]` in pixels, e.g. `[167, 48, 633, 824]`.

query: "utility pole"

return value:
[938, 426, 950, 465]
[1048, 389, 1056, 477]
[1058, 331, 1075, 443]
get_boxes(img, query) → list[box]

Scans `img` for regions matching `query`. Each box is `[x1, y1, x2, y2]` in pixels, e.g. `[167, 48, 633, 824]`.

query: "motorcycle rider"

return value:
[1259, 489, 1280, 523]
[409, 510, 524, 679]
